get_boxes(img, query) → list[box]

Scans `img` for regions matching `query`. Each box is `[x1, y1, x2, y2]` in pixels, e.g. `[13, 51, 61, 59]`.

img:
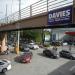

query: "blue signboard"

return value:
[48, 5, 72, 25]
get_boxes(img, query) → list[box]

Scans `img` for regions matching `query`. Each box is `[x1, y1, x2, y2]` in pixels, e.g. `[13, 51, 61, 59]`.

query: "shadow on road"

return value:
[37, 53, 51, 59]
[48, 60, 75, 75]
[37, 53, 44, 56]
[0, 73, 6, 75]
[14, 56, 21, 63]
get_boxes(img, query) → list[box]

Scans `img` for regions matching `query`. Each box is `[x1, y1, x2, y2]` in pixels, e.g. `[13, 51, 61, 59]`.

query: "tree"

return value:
[20, 29, 42, 44]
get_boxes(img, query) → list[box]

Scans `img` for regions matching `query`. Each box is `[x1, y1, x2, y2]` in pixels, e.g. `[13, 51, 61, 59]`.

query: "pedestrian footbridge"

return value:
[0, 0, 74, 31]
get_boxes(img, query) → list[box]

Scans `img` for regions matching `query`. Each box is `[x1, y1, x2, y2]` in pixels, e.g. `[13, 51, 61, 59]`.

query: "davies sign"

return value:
[48, 5, 72, 25]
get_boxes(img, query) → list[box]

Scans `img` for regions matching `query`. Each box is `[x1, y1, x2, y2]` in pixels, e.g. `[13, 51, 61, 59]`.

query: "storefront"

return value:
[51, 28, 75, 45]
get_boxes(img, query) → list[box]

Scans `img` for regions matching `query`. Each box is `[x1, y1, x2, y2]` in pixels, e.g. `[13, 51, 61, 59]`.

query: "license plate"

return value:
[26, 58, 30, 61]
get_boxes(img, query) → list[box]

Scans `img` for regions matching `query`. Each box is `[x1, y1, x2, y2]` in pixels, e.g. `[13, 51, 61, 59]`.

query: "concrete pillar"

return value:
[0, 32, 7, 52]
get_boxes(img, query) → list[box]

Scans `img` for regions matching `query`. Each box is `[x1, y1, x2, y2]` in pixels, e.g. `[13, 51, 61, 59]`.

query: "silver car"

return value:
[28, 43, 39, 49]
[0, 59, 11, 73]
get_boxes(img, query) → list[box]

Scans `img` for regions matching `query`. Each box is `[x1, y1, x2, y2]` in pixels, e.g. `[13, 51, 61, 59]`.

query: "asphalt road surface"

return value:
[0, 48, 75, 75]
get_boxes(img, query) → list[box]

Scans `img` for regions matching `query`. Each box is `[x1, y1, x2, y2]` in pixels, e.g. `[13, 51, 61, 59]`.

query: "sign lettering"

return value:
[48, 6, 72, 25]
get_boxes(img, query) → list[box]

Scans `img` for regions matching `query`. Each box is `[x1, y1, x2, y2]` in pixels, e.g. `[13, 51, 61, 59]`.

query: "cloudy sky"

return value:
[0, 0, 40, 19]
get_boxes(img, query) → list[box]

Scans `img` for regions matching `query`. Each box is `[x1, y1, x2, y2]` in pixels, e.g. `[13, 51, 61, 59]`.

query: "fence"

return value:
[0, 0, 73, 25]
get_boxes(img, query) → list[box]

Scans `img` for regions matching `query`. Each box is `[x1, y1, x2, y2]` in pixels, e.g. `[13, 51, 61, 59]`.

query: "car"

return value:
[59, 50, 75, 60]
[16, 51, 33, 63]
[0, 59, 11, 73]
[63, 42, 68, 46]
[28, 43, 39, 49]
[20, 44, 30, 52]
[50, 41, 61, 46]
[43, 48, 58, 59]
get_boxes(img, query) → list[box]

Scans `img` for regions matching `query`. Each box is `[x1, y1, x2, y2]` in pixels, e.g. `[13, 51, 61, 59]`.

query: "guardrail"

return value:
[0, 0, 73, 25]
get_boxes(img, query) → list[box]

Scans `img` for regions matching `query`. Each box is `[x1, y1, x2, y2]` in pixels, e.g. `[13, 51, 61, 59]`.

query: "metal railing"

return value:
[0, 0, 73, 26]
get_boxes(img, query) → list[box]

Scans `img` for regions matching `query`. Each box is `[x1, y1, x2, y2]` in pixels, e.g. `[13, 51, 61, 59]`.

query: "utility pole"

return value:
[16, 0, 21, 54]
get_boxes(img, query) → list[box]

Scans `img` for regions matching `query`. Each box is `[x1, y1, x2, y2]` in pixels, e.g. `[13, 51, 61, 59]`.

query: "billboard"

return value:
[48, 5, 73, 26]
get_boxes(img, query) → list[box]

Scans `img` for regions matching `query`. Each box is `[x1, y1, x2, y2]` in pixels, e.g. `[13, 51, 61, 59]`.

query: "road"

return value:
[0, 48, 75, 75]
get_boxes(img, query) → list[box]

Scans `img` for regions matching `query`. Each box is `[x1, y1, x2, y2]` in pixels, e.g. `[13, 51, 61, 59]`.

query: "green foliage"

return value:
[20, 29, 51, 44]
[20, 29, 42, 44]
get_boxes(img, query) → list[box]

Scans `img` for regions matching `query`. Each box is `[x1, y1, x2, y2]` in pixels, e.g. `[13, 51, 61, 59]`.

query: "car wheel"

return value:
[43, 52, 46, 56]
[51, 55, 54, 58]
[51, 56, 56, 59]
[70, 56, 73, 60]
[2, 68, 7, 73]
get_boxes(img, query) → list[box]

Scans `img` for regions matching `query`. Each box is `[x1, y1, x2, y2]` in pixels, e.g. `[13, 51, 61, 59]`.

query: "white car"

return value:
[28, 43, 39, 49]
[0, 59, 11, 73]
[63, 42, 68, 46]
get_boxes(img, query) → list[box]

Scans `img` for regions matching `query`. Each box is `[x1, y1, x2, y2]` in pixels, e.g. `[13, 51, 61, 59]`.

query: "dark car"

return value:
[59, 50, 75, 60]
[50, 41, 61, 46]
[43, 48, 58, 59]
[16, 51, 33, 63]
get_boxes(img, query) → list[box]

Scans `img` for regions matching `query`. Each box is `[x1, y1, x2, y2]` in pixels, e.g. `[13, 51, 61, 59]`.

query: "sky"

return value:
[0, 0, 40, 19]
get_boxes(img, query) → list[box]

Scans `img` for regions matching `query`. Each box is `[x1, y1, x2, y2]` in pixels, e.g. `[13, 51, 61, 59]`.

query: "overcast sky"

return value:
[0, 0, 40, 19]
